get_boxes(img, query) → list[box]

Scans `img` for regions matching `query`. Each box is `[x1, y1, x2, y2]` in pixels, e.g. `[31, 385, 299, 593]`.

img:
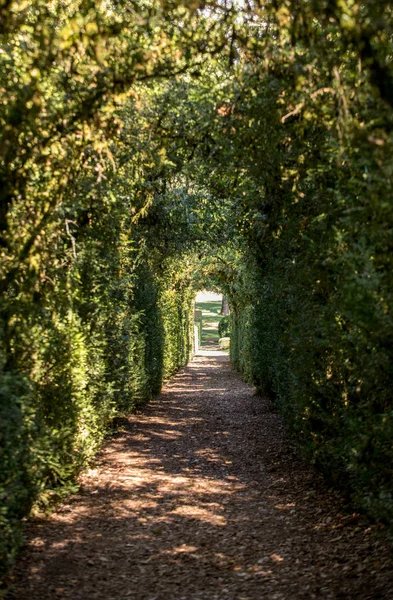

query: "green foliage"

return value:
[195, 300, 224, 347]
[224, 7, 393, 526]
[218, 316, 231, 339]
[2, 0, 393, 585]
[0, 374, 38, 578]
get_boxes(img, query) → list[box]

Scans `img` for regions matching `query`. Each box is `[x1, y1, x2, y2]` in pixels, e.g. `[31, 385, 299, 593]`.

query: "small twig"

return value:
[281, 87, 336, 123]
[65, 219, 77, 259]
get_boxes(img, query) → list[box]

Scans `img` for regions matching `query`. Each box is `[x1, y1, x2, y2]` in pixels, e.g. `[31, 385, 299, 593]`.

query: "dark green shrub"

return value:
[0, 373, 39, 584]
[218, 315, 231, 338]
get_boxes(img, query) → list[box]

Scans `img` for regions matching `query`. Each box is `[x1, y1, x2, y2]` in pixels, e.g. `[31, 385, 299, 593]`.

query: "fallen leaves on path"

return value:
[7, 353, 393, 599]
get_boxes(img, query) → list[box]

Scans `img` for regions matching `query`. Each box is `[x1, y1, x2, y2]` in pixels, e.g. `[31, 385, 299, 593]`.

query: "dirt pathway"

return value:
[8, 352, 393, 599]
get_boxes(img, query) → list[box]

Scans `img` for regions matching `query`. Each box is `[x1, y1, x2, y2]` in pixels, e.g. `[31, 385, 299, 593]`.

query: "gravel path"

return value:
[7, 352, 393, 599]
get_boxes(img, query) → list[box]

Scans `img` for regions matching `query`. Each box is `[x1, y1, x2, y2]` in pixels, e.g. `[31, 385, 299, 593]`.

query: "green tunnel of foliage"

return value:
[2, 0, 393, 586]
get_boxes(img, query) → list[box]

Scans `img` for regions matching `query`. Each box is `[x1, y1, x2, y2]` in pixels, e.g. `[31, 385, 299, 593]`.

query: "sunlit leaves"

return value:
[2, 0, 393, 581]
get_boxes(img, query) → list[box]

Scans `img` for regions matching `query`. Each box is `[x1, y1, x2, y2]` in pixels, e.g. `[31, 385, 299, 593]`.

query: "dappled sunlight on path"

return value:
[8, 352, 393, 599]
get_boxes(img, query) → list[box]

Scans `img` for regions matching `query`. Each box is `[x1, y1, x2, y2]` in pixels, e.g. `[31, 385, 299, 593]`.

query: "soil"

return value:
[7, 352, 393, 600]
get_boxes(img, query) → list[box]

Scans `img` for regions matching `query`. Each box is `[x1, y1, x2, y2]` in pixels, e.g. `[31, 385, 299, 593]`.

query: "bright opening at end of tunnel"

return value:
[194, 290, 230, 356]
[195, 290, 222, 302]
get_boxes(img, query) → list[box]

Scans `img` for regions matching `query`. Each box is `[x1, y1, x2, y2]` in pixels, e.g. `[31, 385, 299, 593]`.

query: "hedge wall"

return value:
[0, 229, 194, 585]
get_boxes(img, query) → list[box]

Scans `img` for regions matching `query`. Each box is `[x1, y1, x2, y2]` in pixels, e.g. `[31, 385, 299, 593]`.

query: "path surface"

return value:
[8, 352, 393, 599]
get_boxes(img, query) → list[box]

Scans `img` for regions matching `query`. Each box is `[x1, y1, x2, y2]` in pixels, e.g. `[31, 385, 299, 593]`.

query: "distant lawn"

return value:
[195, 300, 223, 347]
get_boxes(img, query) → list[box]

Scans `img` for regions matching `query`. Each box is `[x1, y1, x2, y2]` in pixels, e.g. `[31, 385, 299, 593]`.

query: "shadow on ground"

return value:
[7, 353, 393, 600]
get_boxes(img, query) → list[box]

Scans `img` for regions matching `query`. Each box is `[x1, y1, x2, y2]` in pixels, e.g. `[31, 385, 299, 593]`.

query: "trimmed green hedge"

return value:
[230, 238, 393, 526]
[0, 241, 193, 586]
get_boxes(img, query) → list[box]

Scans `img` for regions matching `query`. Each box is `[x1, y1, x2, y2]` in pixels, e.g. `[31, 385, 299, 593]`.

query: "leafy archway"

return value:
[2, 0, 393, 579]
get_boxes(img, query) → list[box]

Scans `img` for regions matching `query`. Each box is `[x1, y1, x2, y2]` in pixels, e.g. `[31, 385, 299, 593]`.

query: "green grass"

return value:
[195, 301, 224, 347]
